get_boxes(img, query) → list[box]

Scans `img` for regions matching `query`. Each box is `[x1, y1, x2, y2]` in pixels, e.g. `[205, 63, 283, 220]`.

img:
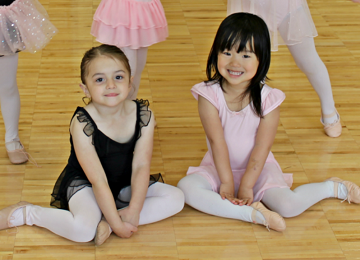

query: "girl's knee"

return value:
[71, 217, 100, 242]
[164, 185, 185, 214]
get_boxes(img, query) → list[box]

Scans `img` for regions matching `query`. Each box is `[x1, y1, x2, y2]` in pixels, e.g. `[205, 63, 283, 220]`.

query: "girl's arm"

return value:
[70, 117, 137, 238]
[198, 96, 241, 204]
[118, 111, 156, 226]
[237, 106, 280, 206]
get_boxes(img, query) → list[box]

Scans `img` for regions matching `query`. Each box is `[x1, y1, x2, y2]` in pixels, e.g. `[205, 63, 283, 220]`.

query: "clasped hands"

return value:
[220, 182, 254, 206]
[113, 206, 140, 238]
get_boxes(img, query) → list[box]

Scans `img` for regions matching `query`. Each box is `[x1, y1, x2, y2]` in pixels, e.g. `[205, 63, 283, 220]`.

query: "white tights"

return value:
[121, 47, 148, 100]
[177, 174, 347, 223]
[11, 183, 184, 242]
[0, 54, 21, 144]
[278, 14, 336, 122]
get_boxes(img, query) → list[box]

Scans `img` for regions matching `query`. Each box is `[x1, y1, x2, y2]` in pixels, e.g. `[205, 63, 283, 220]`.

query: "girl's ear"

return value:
[129, 76, 134, 89]
[79, 83, 91, 98]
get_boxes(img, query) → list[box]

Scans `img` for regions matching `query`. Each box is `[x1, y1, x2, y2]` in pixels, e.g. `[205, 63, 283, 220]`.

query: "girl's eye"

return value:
[96, 78, 104, 83]
[243, 55, 250, 58]
[223, 51, 231, 56]
[115, 75, 123, 80]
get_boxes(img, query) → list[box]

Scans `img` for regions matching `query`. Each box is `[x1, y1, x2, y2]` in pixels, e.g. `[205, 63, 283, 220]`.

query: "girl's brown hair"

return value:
[80, 44, 131, 85]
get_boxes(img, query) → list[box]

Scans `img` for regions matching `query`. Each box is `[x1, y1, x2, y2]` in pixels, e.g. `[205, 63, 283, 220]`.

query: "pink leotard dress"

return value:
[187, 82, 293, 202]
[227, 0, 317, 51]
[91, 0, 168, 49]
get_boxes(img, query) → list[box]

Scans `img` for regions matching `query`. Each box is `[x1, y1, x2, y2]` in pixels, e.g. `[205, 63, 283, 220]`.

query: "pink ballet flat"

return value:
[5, 141, 28, 164]
[0, 201, 31, 230]
[320, 109, 342, 138]
[327, 177, 360, 204]
[251, 202, 286, 232]
[94, 218, 112, 246]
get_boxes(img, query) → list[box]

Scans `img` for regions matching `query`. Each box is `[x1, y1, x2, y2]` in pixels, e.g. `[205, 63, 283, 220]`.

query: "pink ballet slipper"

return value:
[320, 109, 342, 138]
[251, 202, 286, 232]
[0, 201, 31, 230]
[94, 217, 112, 246]
[5, 141, 28, 164]
[327, 177, 360, 204]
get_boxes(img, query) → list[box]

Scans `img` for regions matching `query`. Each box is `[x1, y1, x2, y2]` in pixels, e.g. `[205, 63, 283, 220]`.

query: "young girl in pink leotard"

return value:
[177, 13, 360, 232]
[227, 0, 341, 137]
[91, 0, 168, 100]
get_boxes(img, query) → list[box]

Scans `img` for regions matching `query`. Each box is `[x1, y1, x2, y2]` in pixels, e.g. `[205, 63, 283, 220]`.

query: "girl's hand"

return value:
[113, 222, 138, 238]
[237, 186, 254, 206]
[118, 207, 140, 227]
[220, 182, 241, 205]
[352, 0, 360, 3]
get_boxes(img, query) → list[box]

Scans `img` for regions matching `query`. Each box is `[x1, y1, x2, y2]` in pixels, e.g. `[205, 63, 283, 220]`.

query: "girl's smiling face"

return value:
[217, 41, 259, 90]
[81, 55, 132, 107]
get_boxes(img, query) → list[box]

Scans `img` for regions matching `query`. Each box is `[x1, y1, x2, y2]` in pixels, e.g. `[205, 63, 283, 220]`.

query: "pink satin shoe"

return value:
[94, 218, 112, 246]
[0, 201, 31, 230]
[320, 109, 342, 138]
[5, 141, 28, 164]
[251, 202, 286, 232]
[327, 177, 360, 204]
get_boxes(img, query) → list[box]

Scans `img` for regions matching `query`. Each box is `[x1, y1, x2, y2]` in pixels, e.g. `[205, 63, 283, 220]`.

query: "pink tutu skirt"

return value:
[227, 0, 318, 51]
[0, 0, 58, 55]
[91, 0, 168, 49]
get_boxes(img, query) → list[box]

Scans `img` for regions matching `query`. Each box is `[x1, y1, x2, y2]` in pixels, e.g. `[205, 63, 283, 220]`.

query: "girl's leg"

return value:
[262, 180, 351, 218]
[0, 54, 21, 145]
[278, 18, 338, 126]
[121, 47, 148, 100]
[138, 182, 184, 225]
[94, 182, 184, 245]
[177, 174, 264, 223]
[9, 187, 102, 242]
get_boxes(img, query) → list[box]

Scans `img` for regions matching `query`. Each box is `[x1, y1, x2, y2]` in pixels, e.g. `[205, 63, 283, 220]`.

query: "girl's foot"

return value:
[250, 202, 286, 232]
[95, 218, 112, 246]
[5, 141, 28, 164]
[327, 177, 360, 203]
[0, 201, 31, 230]
[320, 109, 342, 138]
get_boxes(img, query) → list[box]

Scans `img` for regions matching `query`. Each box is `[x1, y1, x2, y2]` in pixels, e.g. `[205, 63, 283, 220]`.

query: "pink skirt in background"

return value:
[91, 0, 168, 49]
[0, 0, 58, 55]
[227, 0, 318, 51]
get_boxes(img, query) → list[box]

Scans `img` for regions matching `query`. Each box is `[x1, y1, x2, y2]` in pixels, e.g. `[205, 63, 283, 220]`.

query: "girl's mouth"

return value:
[105, 93, 119, 97]
[228, 70, 244, 76]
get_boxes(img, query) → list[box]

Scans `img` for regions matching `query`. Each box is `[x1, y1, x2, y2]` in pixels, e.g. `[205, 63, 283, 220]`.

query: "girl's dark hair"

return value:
[80, 44, 131, 85]
[206, 12, 271, 117]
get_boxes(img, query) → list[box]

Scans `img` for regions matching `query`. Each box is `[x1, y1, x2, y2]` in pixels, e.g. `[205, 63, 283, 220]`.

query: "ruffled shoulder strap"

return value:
[73, 107, 96, 138]
[136, 99, 152, 140]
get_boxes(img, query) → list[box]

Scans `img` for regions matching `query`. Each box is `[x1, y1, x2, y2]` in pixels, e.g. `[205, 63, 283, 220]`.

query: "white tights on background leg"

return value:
[261, 180, 348, 218]
[0, 54, 21, 147]
[121, 47, 148, 100]
[278, 18, 337, 125]
[10, 187, 102, 242]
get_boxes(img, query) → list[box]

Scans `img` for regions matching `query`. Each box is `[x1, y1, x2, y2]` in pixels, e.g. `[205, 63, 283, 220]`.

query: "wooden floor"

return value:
[1, 0, 360, 259]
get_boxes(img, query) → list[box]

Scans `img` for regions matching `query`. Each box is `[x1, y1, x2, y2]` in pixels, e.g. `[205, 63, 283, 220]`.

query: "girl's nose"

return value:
[106, 79, 116, 89]
[230, 57, 241, 67]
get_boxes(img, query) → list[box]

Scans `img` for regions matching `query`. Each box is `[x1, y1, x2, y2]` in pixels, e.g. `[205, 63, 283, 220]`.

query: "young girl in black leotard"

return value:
[0, 44, 184, 246]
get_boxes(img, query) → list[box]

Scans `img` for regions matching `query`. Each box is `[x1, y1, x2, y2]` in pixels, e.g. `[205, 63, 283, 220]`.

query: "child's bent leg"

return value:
[178, 174, 287, 231]
[262, 181, 335, 218]
[9, 187, 102, 242]
[0, 54, 21, 144]
[177, 174, 255, 222]
[138, 182, 184, 225]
